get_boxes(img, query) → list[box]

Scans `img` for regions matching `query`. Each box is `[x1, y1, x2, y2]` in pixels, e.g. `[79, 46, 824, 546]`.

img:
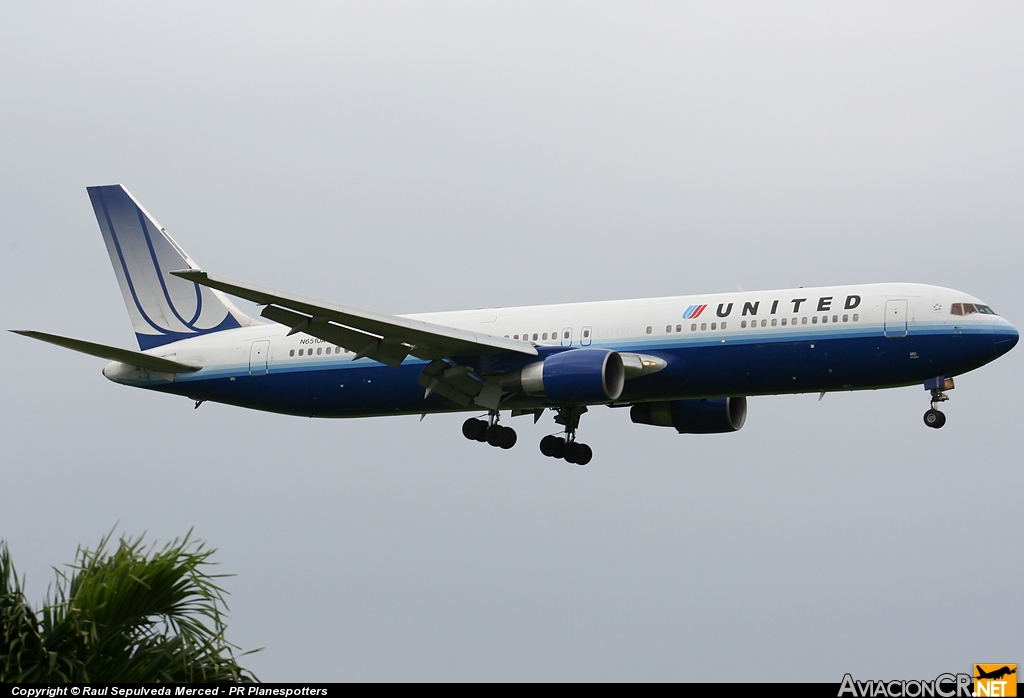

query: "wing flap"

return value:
[260, 305, 414, 368]
[10, 330, 202, 373]
[171, 270, 538, 362]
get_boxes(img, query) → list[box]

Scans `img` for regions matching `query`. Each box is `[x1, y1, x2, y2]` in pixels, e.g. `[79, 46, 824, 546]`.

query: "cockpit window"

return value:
[951, 302, 997, 316]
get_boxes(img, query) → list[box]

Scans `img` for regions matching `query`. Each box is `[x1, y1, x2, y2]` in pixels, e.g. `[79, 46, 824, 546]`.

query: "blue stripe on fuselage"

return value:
[149, 325, 1000, 417]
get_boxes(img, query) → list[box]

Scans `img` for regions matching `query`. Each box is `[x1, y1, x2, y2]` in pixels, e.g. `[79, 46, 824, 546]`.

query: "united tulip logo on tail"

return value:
[682, 304, 707, 320]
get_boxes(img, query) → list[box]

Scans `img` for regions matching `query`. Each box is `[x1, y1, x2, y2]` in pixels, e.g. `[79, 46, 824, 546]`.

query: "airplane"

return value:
[975, 666, 1016, 681]
[11, 184, 1019, 465]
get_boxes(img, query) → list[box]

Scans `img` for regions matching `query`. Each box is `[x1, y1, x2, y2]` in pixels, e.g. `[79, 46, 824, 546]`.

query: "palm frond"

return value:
[0, 533, 258, 682]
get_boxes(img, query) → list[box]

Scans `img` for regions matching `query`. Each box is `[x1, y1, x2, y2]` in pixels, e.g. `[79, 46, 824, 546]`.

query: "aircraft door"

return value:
[560, 327, 572, 347]
[249, 340, 270, 375]
[884, 300, 908, 338]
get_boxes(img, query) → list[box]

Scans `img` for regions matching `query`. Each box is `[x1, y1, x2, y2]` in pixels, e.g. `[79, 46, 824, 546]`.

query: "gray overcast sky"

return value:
[1, 1, 1021, 681]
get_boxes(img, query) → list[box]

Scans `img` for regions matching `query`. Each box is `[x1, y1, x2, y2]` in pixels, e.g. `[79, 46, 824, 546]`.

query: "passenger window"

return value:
[843, 314, 848, 322]
[676, 324, 682, 332]
[741, 321, 747, 328]
[781, 318, 787, 326]
[563, 330, 570, 339]
[771, 319, 777, 327]
[853, 314, 859, 321]
[317, 347, 322, 355]
[832, 315, 838, 323]
[504, 335, 509, 338]
[666, 325, 672, 333]
[700, 323, 707, 331]
[290, 349, 295, 357]
[822, 316, 827, 324]
[298, 349, 304, 356]
[811, 316, 817, 324]
[802, 317, 808, 325]
[583, 329, 590, 337]
[761, 319, 767, 327]
[646, 326, 652, 334]
[513, 335, 519, 340]
[542, 333, 548, 340]
[691, 324, 697, 331]
[721, 321, 727, 329]
[711, 322, 717, 330]
[532, 333, 538, 341]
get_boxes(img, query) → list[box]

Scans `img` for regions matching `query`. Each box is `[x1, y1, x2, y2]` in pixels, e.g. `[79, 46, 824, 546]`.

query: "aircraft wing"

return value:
[9, 330, 202, 373]
[171, 270, 538, 368]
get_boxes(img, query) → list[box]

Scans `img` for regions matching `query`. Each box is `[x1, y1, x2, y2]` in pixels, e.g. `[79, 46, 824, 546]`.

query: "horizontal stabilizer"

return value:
[10, 330, 202, 373]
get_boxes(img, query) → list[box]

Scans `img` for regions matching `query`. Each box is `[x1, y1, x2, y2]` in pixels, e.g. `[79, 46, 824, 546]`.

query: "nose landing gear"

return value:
[923, 377, 954, 429]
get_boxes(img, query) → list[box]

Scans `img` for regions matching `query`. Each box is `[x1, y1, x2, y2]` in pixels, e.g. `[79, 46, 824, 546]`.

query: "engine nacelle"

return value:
[630, 397, 747, 434]
[500, 348, 625, 403]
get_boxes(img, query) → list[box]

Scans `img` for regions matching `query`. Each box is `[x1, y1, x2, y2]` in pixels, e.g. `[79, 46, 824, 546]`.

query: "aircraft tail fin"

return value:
[87, 184, 255, 349]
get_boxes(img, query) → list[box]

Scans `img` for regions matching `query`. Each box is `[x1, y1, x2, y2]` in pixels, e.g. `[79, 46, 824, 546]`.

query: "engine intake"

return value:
[500, 348, 625, 403]
[630, 397, 747, 434]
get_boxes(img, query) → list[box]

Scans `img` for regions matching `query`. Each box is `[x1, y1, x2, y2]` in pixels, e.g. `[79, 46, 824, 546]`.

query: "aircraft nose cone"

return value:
[993, 322, 1019, 356]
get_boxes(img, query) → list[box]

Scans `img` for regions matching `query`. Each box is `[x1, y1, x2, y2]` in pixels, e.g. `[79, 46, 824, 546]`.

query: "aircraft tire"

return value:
[463, 418, 486, 441]
[923, 409, 946, 429]
[540, 435, 563, 458]
[576, 444, 593, 466]
[564, 441, 583, 464]
[500, 427, 517, 450]
[486, 424, 509, 447]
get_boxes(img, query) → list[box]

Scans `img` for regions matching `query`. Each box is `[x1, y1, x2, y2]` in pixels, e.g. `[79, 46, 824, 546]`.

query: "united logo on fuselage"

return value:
[682, 304, 707, 320]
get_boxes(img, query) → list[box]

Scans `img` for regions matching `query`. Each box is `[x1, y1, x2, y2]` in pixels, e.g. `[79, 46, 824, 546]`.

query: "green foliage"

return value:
[0, 532, 258, 682]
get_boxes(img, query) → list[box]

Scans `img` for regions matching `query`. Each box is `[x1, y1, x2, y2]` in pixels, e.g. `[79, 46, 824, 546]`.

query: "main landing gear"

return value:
[461, 405, 595, 464]
[539, 406, 594, 465]
[539, 435, 593, 465]
[923, 378, 953, 429]
[462, 413, 517, 449]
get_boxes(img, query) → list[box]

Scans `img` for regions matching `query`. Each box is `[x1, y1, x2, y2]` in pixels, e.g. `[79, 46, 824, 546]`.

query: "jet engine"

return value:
[500, 348, 625, 403]
[630, 397, 747, 434]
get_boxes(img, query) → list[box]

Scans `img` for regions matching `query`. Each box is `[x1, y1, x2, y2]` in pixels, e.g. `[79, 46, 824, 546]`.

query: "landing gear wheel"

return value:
[540, 435, 564, 458]
[500, 427, 517, 450]
[576, 444, 593, 466]
[462, 418, 487, 441]
[563, 441, 583, 464]
[923, 409, 946, 429]
[487, 424, 516, 448]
